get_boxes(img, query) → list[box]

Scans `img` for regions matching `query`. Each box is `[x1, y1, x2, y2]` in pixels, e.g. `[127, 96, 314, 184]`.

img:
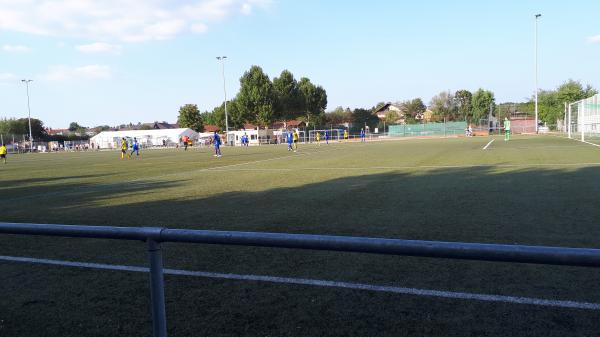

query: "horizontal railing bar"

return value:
[2, 223, 600, 267]
[160, 229, 600, 267]
[0, 222, 162, 241]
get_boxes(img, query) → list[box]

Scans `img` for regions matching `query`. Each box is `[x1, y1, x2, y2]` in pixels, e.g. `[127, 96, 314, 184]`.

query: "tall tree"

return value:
[429, 91, 457, 121]
[272, 70, 302, 121]
[555, 79, 597, 104]
[0, 118, 46, 139]
[384, 111, 399, 124]
[400, 98, 426, 123]
[471, 89, 496, 124]
[352, 108, 379, 129]
[325, 106, 353, 125]
[454, 90, 473, 122]
[237, 65, 276, 127]
[201, 110, 223, 129]
[177, 104, 204, 132]
[68, 122, 85, 131]
[298, 77, 327, 127]
[536, 79, 598, 124]
[210, 99, 247, 130]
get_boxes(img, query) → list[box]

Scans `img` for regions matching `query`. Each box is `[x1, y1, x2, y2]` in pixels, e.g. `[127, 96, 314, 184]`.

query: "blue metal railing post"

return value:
[147, 239, 168, 337]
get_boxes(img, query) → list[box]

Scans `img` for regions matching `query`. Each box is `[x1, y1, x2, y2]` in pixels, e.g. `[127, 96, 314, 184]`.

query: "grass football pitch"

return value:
[2, 134, 600, 336]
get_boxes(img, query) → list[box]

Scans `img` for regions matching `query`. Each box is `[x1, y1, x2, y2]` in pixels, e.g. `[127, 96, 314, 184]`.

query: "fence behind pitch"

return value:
[388, 121, 467, 138]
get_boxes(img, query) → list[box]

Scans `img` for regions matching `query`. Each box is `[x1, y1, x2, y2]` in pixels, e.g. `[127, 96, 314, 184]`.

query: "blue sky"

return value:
[1, 0, 599, 128]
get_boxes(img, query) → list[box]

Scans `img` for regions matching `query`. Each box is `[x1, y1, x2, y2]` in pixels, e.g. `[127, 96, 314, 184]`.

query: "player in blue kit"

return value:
[286, 130, 293, 151]
[213, 132, 222, 157]
[128, 137, 140, 158]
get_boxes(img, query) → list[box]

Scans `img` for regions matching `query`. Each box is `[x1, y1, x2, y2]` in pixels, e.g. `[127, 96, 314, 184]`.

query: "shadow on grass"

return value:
[0, 174, 112, 190]
[2, 165, 600, 337]
[3, 165, 600, 245]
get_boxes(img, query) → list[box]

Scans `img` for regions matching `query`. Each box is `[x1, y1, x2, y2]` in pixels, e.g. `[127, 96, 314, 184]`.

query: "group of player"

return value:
[115, 127, 368, 160]
[287, 128, 367, 152]
[120, 137, 140, 159]
[240, 133, 250, 147]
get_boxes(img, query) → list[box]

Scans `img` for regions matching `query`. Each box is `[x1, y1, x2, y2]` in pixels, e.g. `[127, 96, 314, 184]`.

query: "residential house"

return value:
[373, 103, 405, 124]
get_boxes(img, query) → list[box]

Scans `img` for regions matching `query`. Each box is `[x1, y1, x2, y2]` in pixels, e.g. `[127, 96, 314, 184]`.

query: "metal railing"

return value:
[2, 222, 600, 337]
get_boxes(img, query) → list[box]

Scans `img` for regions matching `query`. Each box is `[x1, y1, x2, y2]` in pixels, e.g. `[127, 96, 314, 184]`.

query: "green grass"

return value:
[2, 135, 600, 337]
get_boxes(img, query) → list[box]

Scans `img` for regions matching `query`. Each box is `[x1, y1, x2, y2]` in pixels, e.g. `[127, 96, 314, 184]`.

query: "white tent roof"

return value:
[91, 128, 198, 141]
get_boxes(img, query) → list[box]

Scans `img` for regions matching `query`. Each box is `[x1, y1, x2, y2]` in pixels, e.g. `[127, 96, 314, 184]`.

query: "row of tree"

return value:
[0, 118, 46, 140]
[178, 66, 328, 131]
[534, 80, 597, 124]
[427, 80, 597, 125]
[0, 118, 94, 142]
[428, 89, 495, 123]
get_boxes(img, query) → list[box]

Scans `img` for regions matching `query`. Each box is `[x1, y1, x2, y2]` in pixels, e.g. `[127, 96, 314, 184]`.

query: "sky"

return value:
[1, 0, 600, 128]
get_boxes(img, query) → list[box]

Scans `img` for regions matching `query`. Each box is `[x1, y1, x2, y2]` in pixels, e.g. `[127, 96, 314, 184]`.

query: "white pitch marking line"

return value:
[206, 162, 600, 172]
[582, 140, 600, 148]
[559, 134, 600, 149]
[483, 139, 495, 150]
[3, 146, 343, 202]
[1, 255, 599, 311]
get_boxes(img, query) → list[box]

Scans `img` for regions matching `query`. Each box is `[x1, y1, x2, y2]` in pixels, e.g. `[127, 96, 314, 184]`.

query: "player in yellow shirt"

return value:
[120, 138, 128, 159]
[0, 144, 7, 164]
[344, 129, 349, 142]
[292, 130, 299, 152]
[315, 132, 321, 146]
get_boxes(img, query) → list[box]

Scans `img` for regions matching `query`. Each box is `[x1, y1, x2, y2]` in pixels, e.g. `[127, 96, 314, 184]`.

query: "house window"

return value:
[251, 135, 257, 140]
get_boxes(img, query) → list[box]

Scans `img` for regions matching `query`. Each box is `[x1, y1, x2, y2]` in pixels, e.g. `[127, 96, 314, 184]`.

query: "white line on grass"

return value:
[3, 146, 344, 202]
[206, 162, 600, 172]
[483, 139, 495, 150]
[1, 255, 599, 311]
[550, 134, 600, 149]
[581, 140, 600, 148]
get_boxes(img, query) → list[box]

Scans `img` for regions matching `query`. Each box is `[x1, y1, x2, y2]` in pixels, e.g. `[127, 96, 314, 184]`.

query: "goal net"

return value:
[568, 94, 600, 144]
[308, 129, 342, 143]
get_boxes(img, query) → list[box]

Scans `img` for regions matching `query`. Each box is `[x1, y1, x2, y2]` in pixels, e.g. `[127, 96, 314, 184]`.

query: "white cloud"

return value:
[42, 65, 112, 82]
[76, 42, 121, 54]
[2, 44, 31, 52]
[0, 72, 17, 86]
[0, 1, 272, 43]
[0, 72, 17, 81]
[241, 3, 252, 15]
[587, 35, 600, 43]
[190, 22, 208, 34]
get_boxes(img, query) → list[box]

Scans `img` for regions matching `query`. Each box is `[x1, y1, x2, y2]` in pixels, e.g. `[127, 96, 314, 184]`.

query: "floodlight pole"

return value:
[534, 14, 542, 134]
[216, 56, 229, 143]
[21, 79, 34, 152]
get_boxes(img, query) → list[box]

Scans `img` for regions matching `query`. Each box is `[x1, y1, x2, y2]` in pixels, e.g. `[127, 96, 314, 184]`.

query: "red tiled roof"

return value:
[243, 123, 257, 130]
[204, 124, 220, 132]
[286, 120, 305, 127]
[47, 128, 70, 135]
[271, 120, 305, 129]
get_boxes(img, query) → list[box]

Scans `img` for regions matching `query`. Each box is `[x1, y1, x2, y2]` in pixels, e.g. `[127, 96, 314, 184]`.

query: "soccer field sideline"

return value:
[2, 254, 600, 311]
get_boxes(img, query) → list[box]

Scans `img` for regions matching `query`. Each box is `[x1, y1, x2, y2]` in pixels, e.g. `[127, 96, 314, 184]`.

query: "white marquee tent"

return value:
[90, 128, 199, 149]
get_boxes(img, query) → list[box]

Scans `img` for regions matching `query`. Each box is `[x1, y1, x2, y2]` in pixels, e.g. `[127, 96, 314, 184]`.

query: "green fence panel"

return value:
[388, 122, 467, 137]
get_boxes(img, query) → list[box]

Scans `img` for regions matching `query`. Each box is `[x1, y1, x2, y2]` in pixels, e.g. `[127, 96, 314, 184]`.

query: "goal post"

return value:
[308, 129, 342, 143]
[568, 94, 600, 143]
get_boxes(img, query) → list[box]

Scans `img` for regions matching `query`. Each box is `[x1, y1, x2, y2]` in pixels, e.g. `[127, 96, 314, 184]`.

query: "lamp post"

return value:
[534, 14, 542, 133]
[216, 56, 229, 143]
[21, 79, 34, 152]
